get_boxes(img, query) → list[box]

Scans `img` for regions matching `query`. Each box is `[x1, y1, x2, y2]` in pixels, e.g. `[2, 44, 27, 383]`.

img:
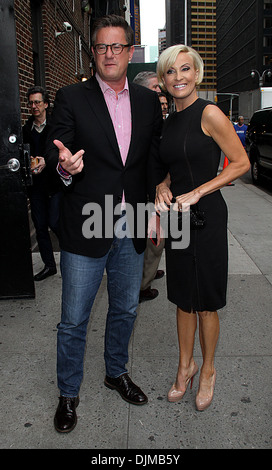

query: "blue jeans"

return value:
[57, 222, 144, 397]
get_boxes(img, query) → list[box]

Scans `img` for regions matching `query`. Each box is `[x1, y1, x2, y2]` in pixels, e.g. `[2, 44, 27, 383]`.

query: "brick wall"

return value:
[14, 0, 92, 124]
[14, 0, 34, 123]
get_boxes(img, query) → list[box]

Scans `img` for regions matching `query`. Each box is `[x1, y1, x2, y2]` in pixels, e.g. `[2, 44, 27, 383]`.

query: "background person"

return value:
[158, 92, 169, 119]
[23, 86, 60, 281]
[154, 45, 250, 411]
[133, 71, 165, 303]
[234, 115, 248, 149]
[133, 70, 161, 93]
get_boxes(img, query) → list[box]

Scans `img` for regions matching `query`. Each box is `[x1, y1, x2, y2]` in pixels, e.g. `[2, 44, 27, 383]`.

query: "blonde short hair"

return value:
[157, 45, 204, 91]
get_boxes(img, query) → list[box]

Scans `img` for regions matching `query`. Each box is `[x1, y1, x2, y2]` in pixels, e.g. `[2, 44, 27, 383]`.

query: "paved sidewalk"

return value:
[0, 175, 271, 450]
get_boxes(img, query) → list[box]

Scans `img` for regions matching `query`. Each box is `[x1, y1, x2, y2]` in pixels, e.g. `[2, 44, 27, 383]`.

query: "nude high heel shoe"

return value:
[168, 363, 198, 403]
[196, 369, 216, 411]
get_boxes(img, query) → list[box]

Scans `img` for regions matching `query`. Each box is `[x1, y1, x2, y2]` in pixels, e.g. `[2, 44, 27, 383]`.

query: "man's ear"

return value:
[128, 45, 135, 62]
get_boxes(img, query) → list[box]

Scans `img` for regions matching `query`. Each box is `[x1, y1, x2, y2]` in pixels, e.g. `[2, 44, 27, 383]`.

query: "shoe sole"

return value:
[104, 380, 148, 405]
[54, 416, 77, 433]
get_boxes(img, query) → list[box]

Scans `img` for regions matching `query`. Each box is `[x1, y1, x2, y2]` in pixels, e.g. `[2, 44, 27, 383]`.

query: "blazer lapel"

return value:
[83, 78, 122, 161]
[125, 83, 140, 167]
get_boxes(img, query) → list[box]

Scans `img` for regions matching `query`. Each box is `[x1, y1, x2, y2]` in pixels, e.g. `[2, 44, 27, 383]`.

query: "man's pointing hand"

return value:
[54, 139, 84, 175]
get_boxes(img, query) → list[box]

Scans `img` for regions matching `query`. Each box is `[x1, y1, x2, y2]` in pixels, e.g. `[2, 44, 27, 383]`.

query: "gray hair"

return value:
[133, 71, 157, 87]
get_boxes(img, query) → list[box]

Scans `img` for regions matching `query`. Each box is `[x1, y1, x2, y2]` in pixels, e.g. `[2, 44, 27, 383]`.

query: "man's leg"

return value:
[103, 224, 147, 405]
[29, 187, 56, 271]
[57, 249, 107, 398]
[54, 249, 108, 432]
[104, 236, 144, 377]
[140, 238, 165, 302]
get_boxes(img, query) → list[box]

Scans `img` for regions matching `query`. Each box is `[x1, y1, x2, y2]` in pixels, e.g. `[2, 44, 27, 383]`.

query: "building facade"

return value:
[166, 0, 185, 46]
[216, 0, 272, 120]
[190, 0, 217, 92]
[165, 0, 217, 99]
[159, 27, 167, 56]
[15, 0, 93, 123]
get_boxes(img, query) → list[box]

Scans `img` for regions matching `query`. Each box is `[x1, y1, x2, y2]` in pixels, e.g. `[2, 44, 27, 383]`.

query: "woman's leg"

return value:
[196, 310, 219, 410]
[198, 310, 219, 376]
[171, 308, 198, 392]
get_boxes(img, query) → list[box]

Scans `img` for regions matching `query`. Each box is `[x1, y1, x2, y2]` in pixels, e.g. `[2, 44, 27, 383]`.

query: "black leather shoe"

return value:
[154, 269, 165, 280]
[54, 396, 79, 433]
[34, 266, 57, 281]
[139, 286, 159, 303]
[104, 373, 148, 405]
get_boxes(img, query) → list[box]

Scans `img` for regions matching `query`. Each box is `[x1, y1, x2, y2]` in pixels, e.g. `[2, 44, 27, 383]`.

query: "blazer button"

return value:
[117, 195, 122, 202]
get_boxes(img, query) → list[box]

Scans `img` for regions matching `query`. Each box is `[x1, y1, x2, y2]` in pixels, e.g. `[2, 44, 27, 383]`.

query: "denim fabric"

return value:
[57, 218, 144, 397]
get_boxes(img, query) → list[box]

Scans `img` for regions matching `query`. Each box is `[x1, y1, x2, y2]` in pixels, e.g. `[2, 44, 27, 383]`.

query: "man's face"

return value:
[28, 93, 48, 120]
[92, 27, 134, 90]
[159, 95, 168, 117]
[147, 77, 161, 93]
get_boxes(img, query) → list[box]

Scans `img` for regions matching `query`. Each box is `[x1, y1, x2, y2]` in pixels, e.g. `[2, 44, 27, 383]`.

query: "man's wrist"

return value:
[57, 162, 71, 179]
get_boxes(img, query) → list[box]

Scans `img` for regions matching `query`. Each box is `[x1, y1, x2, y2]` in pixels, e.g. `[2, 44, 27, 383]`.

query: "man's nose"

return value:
[105, 45, 114, 57]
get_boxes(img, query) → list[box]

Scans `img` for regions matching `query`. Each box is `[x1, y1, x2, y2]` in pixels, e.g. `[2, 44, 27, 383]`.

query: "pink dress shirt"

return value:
[96, 73, 132, 207]
[96, 73, 132, 167]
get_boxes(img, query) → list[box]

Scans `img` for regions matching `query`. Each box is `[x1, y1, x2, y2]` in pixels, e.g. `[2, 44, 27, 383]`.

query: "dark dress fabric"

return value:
[159, 98, 228, 312]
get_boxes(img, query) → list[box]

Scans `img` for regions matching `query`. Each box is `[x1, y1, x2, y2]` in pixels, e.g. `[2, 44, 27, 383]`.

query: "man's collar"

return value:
[95, 72, 129, 94]
[31, 118, 46, 131]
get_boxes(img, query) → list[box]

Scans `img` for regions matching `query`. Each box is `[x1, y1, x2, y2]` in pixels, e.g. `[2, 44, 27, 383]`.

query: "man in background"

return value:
[23, 86, 60, 281]
[234, 116, 248, 149]
[158, 92, 169, 120]
[133, 71, 165, 303]
[133, 71, 161, 93]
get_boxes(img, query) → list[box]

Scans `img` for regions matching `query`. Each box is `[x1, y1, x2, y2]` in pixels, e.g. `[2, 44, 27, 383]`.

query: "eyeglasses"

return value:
[93, 43, 130, 55]
[28, 100, 43, 106]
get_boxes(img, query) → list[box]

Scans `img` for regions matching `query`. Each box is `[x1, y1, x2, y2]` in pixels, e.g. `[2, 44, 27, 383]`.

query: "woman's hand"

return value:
[155, 173, 173, 212]
[175, 189, 201, 211]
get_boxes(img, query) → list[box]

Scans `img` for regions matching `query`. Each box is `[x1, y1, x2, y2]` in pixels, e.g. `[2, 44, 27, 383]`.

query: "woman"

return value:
[155, 45, 250, 411]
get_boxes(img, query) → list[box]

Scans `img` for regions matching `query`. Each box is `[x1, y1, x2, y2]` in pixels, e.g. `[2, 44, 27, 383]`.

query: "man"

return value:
[23, 86, 60, 281]
[158, 92, 169, 120]
[133, 71, 161, 93]
[234, 116, 248, 149]
[45, 15, 163, 433]
[133, 71, 165, 303]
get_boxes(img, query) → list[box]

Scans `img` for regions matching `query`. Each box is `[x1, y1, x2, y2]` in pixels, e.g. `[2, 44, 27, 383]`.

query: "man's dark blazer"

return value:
[45, 75, 163, 258]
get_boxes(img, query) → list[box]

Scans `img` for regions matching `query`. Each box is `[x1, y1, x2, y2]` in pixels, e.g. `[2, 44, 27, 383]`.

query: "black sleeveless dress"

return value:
[159, 98, 228, 312]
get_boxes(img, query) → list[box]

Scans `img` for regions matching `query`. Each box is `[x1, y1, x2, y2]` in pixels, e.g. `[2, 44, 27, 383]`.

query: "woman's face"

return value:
[162, 52, 199, 106]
